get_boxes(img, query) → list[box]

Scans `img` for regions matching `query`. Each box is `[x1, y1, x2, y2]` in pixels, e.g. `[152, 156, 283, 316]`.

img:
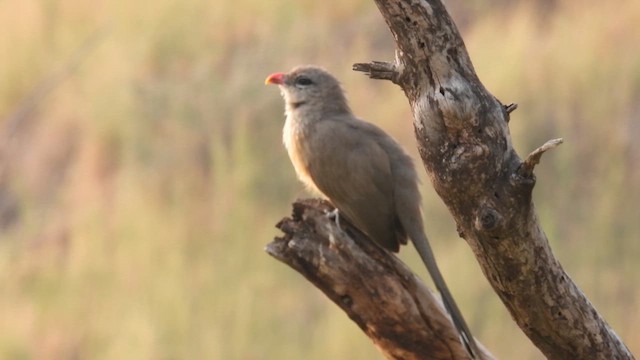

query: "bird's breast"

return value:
[283, 117, 323, 195]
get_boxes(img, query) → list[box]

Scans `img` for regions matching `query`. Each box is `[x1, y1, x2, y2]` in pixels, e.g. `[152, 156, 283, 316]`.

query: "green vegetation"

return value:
[0, 0, 638, 359]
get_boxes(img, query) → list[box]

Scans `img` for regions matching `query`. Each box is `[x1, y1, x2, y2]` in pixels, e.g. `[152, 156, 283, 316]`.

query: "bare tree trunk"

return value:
[350, 1, 633, 360]
[267, 1, 634, 359]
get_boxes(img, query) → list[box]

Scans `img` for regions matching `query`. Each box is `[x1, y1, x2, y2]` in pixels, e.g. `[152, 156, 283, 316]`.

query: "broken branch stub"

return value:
[267, 199, 495, 360]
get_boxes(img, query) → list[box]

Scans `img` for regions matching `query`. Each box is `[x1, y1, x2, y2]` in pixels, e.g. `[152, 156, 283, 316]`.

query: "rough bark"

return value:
[350, 1, 634, 359]
[267, 199, 495, 360]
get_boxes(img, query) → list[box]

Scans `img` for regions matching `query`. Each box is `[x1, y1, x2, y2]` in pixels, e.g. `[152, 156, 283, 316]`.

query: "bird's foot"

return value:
[325, 208, 341, 229]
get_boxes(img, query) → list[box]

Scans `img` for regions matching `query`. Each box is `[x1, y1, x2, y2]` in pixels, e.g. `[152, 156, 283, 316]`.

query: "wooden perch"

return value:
[266, 199, 495, 360]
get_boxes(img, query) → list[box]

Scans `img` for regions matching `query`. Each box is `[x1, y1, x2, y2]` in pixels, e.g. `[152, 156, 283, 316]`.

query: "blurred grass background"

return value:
[0, 0, 638, 359]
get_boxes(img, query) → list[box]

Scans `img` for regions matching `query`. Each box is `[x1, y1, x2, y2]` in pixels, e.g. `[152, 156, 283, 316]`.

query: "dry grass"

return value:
[0, 0, 638, 359]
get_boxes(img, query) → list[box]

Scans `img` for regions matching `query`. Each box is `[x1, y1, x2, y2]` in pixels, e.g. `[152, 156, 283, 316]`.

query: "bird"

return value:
[265, 65, 480, 359]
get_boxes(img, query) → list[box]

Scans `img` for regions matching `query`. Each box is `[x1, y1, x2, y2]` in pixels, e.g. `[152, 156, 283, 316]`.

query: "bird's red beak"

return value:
[265, 72, 285, 85]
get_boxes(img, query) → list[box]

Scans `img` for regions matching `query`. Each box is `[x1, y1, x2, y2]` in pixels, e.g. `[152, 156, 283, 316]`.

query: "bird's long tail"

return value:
[411, 231, 481, 360]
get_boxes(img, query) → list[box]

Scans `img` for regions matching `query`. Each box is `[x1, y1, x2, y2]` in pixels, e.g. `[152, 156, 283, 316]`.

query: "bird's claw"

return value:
[325, 208, 341, 229]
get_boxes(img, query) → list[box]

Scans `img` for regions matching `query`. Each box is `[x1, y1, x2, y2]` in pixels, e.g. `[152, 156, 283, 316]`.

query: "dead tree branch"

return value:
[352, 1, 633, 359]
[267, 199, 495, 360]
[518, 138, 564, 178]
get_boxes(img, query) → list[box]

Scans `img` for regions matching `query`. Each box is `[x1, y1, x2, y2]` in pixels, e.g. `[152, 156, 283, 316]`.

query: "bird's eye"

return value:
[295, 76, 313, 86]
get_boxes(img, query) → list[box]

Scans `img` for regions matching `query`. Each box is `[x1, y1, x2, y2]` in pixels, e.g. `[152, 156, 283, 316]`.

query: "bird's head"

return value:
[265, 65, 351, 118]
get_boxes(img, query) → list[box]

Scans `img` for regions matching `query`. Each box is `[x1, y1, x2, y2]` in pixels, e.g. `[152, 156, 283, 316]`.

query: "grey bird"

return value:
[266, 65, 480, 359]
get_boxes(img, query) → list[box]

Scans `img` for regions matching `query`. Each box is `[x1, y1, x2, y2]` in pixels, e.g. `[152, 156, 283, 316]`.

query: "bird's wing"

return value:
[306, 118, 400, 251]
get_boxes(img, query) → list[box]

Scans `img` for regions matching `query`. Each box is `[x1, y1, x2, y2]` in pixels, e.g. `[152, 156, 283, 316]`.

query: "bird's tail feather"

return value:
[410, 231, 481, 360]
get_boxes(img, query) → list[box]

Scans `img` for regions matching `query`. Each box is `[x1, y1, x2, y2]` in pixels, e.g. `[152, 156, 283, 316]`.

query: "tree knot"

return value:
[340, 294, 353, 307]
[474, 205, 503, 233]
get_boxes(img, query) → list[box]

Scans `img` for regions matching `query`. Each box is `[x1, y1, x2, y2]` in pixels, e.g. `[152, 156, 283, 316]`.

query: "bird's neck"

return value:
[285, 98, 352, 121]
